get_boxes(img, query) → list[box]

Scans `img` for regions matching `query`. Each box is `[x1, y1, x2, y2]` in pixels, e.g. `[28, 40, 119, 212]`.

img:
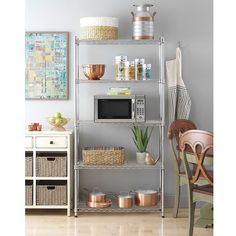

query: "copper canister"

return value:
[135, 190, 159, 207]
[117, 193, 134, 208]
[131, 4, 156, 40]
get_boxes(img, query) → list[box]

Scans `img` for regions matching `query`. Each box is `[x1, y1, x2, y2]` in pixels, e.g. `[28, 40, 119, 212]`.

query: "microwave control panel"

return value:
[135, 95, 145, 122]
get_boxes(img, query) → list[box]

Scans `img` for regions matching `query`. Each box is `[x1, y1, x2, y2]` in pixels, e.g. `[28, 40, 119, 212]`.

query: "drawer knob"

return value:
[50, 141, 54, 144]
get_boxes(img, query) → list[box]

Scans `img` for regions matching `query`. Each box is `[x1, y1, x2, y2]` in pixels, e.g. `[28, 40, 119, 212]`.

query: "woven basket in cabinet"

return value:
[36, 154, 67, 177]
[82, 146, 125, 165]
[25, 156, 33, 177]
[25, 184, 33, 206]
[36, 183, 67, 205]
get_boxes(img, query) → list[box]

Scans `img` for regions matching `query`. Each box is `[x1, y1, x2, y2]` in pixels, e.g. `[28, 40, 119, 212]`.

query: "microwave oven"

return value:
[94, 95, 146, 123]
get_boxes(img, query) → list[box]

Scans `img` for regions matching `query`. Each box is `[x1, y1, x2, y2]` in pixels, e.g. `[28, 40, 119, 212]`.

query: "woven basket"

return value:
[36, 154, 67, 177]
[36, 183, 67, 205]
[80, 26, 118, 40]
[25, 156, 33, 177]
[82, 146, 125, 165]
[25, 184, 33, 205]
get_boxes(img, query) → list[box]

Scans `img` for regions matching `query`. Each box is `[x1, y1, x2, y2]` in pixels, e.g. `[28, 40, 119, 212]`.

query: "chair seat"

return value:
[193, 184, 213, 196]
[179, 170, 213, 178]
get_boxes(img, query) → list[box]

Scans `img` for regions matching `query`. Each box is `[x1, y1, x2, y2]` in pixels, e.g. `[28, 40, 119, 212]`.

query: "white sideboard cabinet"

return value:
[25, 130, 73, 216]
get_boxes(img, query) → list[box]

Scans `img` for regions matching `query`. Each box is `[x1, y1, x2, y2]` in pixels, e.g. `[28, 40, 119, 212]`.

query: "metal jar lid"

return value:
[115, 55, 128, 62]
[134, 58, 145, 64]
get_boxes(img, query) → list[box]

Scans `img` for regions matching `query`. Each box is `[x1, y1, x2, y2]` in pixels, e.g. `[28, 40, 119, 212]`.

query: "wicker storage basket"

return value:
[82, 146, 125, 165]
[80, 17, 118, 40]
[25, 156, 33, 177]
[36, 182, 67, 205]
[36, 153, 67, 177]
[25, 184, 33, 205]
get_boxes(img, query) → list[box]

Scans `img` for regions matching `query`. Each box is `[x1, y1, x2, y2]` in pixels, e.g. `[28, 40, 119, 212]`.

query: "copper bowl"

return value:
[87, 199, 112, 208]
[82, 64, 105, 80]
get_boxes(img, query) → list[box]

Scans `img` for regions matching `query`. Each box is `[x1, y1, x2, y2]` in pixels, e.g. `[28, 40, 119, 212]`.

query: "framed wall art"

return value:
[25, 32, 69, 100]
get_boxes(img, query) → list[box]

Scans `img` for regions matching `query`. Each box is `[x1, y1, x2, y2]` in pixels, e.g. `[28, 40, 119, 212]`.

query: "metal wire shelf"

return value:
[75, 161, 162, 170]
[77, 120, 163, 126]
[76, 79, 159, 84]
[76, 39, 160, 45]
[77, 202, 162, 212]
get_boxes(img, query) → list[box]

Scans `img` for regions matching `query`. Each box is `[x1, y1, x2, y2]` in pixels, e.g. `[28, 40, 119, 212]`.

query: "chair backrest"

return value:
[168, 119, 197, 167]
[179, 130, 213, 185]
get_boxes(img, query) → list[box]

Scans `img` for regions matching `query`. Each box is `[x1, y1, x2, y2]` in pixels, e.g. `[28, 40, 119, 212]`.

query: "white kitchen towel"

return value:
[166, 47, 191, 125]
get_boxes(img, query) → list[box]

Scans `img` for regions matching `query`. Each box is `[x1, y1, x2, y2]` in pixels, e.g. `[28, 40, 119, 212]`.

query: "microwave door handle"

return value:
[131, 99, 135, 119]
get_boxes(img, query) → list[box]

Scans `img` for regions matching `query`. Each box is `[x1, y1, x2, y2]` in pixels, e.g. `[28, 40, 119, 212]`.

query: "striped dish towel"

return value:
[166, 47, 191, 125]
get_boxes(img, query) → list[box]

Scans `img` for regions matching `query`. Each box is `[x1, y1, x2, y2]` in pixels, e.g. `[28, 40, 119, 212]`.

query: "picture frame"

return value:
[25, 32, 69, 100]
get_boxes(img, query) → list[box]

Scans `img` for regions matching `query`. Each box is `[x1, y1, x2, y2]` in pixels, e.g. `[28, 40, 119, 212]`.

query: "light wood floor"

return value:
[25, 208, 213, 236]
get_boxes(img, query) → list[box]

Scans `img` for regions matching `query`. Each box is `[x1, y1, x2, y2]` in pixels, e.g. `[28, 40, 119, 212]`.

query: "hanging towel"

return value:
[166, 47, 191, 125]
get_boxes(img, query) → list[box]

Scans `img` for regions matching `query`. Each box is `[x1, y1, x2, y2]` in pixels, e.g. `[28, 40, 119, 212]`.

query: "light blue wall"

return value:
[25, 0, 213, 206]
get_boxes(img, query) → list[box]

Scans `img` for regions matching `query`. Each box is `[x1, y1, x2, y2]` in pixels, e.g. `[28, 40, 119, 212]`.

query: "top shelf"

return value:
[76, 39, 161, 45]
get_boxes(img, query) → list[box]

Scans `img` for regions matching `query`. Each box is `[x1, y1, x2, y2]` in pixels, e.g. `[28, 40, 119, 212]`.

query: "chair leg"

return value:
[173, 177, 180, 218]
[188, 201, 196, 236]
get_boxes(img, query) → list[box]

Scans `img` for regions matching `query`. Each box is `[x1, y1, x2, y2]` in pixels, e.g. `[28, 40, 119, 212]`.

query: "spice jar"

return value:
[143, 64, 152, 80]
[115, 56, 128, 80]
[125, 61, 135, 80]
[134, 58, 145, 80]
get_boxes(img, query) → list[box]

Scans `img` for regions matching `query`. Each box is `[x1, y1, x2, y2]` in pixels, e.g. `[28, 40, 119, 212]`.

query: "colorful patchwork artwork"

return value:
[25, 32, 69, 99]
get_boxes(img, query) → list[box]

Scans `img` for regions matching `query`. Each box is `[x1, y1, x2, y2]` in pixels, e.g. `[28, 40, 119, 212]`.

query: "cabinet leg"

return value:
[67, 209, 71, 217]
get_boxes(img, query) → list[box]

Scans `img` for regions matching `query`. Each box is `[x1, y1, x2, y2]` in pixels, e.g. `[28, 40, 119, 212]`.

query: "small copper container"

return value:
[117, 192, 134, 208]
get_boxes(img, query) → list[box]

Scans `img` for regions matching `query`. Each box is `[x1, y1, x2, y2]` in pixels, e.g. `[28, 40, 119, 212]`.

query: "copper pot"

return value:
[135, 190, 159, 206]
[117, 193, 134, 208]
[87, 192, 106, 203]
[82, 64, 105, 80]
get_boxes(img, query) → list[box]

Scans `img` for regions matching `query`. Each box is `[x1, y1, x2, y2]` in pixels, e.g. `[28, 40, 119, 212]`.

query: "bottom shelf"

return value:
[77, 202, 161, 213]
[25, 205, 68, 209]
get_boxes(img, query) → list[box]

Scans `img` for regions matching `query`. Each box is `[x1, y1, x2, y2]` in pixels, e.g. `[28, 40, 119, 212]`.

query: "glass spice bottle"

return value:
[125, 61, 135, 80]
[143, 63, 152, 80]
[134, 58, 145, 80]
[115, 56, 128, 80]
[146, 64, 152, 80]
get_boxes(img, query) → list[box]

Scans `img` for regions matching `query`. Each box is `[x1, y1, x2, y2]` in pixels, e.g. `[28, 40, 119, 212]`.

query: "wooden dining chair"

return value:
[167, 119, 197, 218]
[179, 130, 213, 236]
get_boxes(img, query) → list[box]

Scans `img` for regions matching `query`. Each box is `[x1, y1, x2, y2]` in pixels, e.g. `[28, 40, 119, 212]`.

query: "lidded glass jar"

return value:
[125, 61, 135, 80]
[115, 55, 128, 80]
[134, 58, 145, 80]
[131, 4, 156, 40]
[143, 64, 152, 80]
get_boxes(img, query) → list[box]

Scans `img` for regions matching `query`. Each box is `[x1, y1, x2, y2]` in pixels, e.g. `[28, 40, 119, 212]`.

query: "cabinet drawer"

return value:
[36, 136, 67, 148]
[25, 136, 33, 148]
